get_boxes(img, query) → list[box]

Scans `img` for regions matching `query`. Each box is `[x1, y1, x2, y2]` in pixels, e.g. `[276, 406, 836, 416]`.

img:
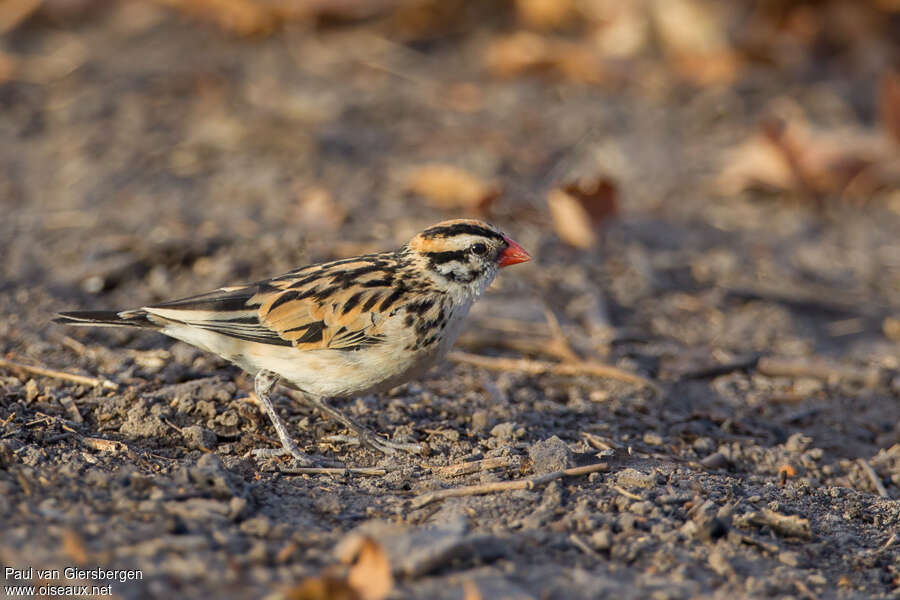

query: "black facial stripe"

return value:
[446, 269, 477, 283]
[421, 224, 504, 240]
[426, 250, 469, 265]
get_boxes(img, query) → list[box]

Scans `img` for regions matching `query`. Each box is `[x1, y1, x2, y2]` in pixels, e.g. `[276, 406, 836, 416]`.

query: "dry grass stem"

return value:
[0, 357, 119, 391]
[427, 456, 512, 477]
[278, 466, 390, 476]
[448, 351, 660, 395]
[411, 462, 608, 508]
[857, 458, 889, 498]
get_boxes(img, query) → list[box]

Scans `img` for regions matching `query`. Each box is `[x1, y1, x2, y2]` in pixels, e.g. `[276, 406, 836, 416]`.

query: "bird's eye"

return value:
[470, 242, 488, 256]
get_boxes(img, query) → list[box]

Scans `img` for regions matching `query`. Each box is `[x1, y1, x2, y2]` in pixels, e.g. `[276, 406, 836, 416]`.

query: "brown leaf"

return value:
[547, 177, 619, 249]
[346, 538, 393, 600]
[718, 98, 898, 201]
[462, 580, 483, 600]
[484, 32, 608, 85]
[294, 186, 348, 231]
[62, 529, 90, 564]
[0, 0, 41, 34]
[282, 576, 361, 600]
[649, 0, 740, 85]
[282, 537, 392, 600]
[515, 0, 574, 30]
[879, 70, 900, 146]
[404, 164, 500, 212]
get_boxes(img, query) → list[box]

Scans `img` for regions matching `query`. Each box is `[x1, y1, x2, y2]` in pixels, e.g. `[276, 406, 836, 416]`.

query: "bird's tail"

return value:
[53, 309, 160, 329]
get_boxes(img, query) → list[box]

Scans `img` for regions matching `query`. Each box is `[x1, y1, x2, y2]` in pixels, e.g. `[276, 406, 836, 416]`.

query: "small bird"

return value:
[55, 219, 530, 464]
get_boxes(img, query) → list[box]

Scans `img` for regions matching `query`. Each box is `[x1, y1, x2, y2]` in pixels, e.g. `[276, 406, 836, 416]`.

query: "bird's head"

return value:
[405, 219, 530, 300]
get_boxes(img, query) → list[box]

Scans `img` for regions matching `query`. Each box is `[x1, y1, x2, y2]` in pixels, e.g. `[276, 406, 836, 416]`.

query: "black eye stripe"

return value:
[425, 250, 469, 265]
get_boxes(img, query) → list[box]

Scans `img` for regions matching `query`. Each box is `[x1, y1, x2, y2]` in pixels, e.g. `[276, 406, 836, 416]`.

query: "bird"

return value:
[54, 219, 531, 465]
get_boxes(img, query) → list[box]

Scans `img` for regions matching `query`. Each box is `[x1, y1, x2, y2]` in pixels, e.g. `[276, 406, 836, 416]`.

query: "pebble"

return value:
[182, 425, 217, 450]
[528, 435, 573, 475]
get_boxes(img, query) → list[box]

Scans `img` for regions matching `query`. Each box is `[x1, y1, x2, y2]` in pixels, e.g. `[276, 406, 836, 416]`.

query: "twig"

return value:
[612, 484, 643, 501]
[757, 356, 882, 387]
[857, 458, 889, 498]
[676, 355, 762, 380]
[411, 462, 608, 509]
[447, 351, 660, 396]
[568, 533, 599, 557]
[0, 357, 118, 391]
[58, 396, 83, 424]
[278, 466, 389, 476]
[542, 307, 582, 363]
[79, 436, 139, 460]
[427, 456, 513, 477]
[581, 431, 620, 451]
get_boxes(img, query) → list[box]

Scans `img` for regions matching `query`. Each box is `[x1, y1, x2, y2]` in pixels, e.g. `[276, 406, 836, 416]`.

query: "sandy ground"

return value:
[2, 4, 900, 599]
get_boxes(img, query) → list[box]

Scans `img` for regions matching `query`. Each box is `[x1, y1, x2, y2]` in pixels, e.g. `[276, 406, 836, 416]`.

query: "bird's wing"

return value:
[142, 257, 404, 351]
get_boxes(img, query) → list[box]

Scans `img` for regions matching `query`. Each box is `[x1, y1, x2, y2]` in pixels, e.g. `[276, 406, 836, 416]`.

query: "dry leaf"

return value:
[484, 31, 608, 84]
[880, 70, 900, 146]
[346, 538, 393, 600]
[718, 98, 899, 201]
[777, 464, 797, 479]
[462, 580, 483, 600]
[0, 0, 41, 34]
[62, 530, 90, 564]
[484, 31, 552, 78]
[282, 576, 360, 600]
[404, 164, 500, 211]
[283, 537, 392, 600]
[547, 177, 619, 249]
[515, 0, 574, 30]
[154, 0, 280, 36]
[294, 186, 348, 231]
[649, 0, 740, 85]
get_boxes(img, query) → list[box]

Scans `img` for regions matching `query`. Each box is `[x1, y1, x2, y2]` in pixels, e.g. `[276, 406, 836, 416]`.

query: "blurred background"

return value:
[2, 1, 900, 597]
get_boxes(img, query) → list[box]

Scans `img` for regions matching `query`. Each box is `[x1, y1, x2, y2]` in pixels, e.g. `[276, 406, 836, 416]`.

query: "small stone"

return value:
[616, 468, 656, 489]
[528, 435, 573, 475]
[778, 550, 801, 567]
[590, 529, 613, 551]
[24, 379, 39, 402]
[692, 437, 715, 454]
[629, 501, 654, 516]
[240, 515, 272, 538]
[314, 493, 342, 515]
[182, 425, 217, 450]
[643, 432, 664, 446]
[785, 433, 812, 453]
[708, 550, 732, 576]
[229, 497, 248, 519]
[696, 517, 729, 542]
[471, 410, 490, 432]
[490, 422, 517, 440]
[700, 452, 729, 469]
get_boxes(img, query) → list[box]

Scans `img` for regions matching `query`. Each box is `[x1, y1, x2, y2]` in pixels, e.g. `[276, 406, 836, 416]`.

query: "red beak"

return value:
[497, 236, 531, 267]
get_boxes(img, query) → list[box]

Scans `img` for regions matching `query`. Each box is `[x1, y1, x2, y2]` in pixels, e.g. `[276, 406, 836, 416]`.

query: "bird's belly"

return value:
[257, 343, 444, 398]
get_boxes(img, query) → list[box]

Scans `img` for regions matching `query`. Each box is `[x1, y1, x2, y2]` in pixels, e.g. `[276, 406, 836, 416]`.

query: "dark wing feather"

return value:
[141, 253, 409, 351]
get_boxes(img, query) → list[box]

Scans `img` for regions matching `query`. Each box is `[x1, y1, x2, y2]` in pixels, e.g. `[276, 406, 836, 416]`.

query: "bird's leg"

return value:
[304, 395, 424, 456]
[250, 370, 314, 466]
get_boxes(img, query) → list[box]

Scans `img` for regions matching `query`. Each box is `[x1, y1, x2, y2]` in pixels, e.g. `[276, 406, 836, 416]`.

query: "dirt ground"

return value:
[2, 3, 900, 599]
